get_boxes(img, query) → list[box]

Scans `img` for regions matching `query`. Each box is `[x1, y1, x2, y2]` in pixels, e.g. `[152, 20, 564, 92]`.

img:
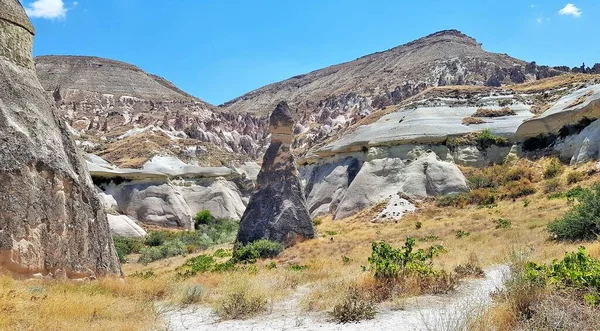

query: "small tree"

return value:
[194, 210, 213, 229]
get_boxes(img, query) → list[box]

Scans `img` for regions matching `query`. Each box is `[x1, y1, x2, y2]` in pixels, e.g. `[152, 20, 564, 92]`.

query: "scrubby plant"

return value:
[181, 285, 204, 305]
[493, 218, 512, 229]
[194, 210, 213, 229]
[232, 239, 284, 263]
[454, 253, 484, 278]
[543, 158, 564, 179]
[548, 185, 600, 241]
[437, 193, 470, 208]
[415, 221, 422, 230]
[113, 237, 144, 263]
[456, 230, 471, 238]
[502, 179, 536, 199]
[138, 239, 187, 264]
[475, 128, 509, 149]
[544, 178, 562, 193]
[288, 264, 309, 272]
[469, 189, 497, 206]
[218, 291, 267, 320]
[213, 248, 232, 258]
[367, 238, 445, 280]
[525, 247, 600, 303]
[567, 171, 585, 184]
[330, 287, 376, 324]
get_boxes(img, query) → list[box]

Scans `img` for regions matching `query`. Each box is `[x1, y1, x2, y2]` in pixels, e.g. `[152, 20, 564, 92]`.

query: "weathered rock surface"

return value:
[334, 151, 469, 219]
[107, 215, 147, 238]
[0, 1, 120, 278]
[35, 55, 269, 167]
[237, 102, 316, 245]
[516, 84, 600, 140]
[90, 154, 252, 226]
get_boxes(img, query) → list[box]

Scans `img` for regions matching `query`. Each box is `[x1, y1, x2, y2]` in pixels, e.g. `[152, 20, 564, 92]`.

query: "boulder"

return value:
[175, 178, 247, 220]
[103, 181, 194, 229]
[0, 1, 120, 278]
[557, 118, 600, 164]
[107, 215, 147, 238]
[335, 151, 469, 219]
[303, 157, 362, 218]
[236, 102, 316, 246]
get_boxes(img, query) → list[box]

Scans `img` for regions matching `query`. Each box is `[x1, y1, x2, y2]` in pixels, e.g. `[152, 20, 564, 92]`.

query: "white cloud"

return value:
[537, 18, 543, 23]
[559, 3, 582, 17]
[24, 0, 67, 19]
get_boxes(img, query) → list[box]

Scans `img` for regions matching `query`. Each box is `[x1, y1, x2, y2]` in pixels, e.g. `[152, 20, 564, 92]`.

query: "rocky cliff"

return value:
[35, 55, 269, 168]
[221, 30, 558, 155]
[0, 0, 121, 278]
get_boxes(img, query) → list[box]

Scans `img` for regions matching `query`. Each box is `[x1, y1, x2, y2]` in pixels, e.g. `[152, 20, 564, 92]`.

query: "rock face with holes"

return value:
[0, 0, 121, 278]
[236, 102, 316, 246]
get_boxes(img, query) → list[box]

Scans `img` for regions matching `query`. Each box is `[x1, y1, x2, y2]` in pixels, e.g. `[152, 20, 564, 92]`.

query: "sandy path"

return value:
[163, 265, 508, 331]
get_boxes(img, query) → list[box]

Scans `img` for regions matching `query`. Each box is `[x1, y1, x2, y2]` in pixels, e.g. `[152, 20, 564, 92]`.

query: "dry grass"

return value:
[0, 276, 169, 331]
[462, 117, 487, 125]
[473, 107, 516, 118]
[5, 158, 600, 328]
[510, 73, 600, 93]
[568, 90, 595, 109]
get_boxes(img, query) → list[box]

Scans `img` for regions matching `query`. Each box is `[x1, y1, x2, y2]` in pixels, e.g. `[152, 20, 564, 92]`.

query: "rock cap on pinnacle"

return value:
[0, 0, 35, 35]
[269, 101, 294, 143]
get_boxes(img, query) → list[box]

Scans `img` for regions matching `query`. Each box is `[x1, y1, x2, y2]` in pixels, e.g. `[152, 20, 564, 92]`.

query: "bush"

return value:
[232, 239, 284, 263]
[525, 247, 600, 299]
[468, 175, 494, 189]
[330, 287, 376, 324]
[456, 230, 471, 238]
[548, 185, 600, 241]
[454, 253, 484, 278]
[544, 178, 562, 193]
[503, 179, 536, 199]
[567, 171, 585, 184]
[194, 210, 213, 229]
[113, 237, 144, 263]
[437, 193, 470, 208]
[470, 189, 496, 206]
[218, 291, 267, 320]
[368, 238, 445, 280]
[493, 218, 512, 229]
[475, 129, 509, 149]
[181, 285, 204, 305]
[144, 231, 168, 247]
[138, 239, 186, 264]
[543, 158, 564, 179]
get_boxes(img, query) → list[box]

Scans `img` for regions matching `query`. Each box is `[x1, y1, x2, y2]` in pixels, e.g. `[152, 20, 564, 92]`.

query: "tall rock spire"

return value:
[0, 0, 121, 278]
[236, 101, 315, 246]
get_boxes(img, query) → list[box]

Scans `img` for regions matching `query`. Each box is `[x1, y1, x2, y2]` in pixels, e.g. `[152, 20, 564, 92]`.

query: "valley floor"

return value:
[3, 157, 600, 330]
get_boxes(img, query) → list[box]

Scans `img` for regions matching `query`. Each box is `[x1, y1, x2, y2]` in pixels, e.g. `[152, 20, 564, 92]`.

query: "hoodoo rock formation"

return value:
[236, 102, 316, 245]
[0, 0, 121, 278]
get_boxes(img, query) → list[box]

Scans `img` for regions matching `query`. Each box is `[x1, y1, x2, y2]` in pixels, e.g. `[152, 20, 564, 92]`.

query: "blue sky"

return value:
[21, 0, 599, 105]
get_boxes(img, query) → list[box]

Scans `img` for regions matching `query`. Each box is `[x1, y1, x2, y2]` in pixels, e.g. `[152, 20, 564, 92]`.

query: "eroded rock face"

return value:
[0, 1, 121, 278]
[236, 102, 316, 245]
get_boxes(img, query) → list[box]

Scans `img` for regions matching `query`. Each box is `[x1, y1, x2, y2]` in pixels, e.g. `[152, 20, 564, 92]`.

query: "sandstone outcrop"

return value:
[0, 0, 121, 278]
[236, 102, 316, 245]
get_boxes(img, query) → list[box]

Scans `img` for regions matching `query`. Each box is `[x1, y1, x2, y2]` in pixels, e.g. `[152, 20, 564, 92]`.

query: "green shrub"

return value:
[494, 218, 512, 229]
[218, 291, 267, 320]
[525, 247, 600, 297]
[194, 210, 213, 229]
[544, 158, 564, 179]
[232, 239, 284, 263]
[330, 287, 376, 323]
[113, 237, 144, 263]
[176, 254, 215, 277]
[367, 238, 445, 280]
[568, 171, 585, 184]
[456, 230, 471, 238]
[475, 128, 509, 149]
[288, 264, 308, 272]
[503, 180, 536, 199]
[138, 240, 186, 264]
[144, 231, 168, 247]
[213, 248, 232, 258]
[548, 185, 600, 241]
[470, 189, 497, 206]
[312, 218, 322, 226]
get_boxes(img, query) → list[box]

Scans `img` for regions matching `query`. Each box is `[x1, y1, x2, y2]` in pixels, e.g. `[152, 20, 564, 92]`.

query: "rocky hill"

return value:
[221, 30, 564, 155]
[35, 56, 269, 167]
